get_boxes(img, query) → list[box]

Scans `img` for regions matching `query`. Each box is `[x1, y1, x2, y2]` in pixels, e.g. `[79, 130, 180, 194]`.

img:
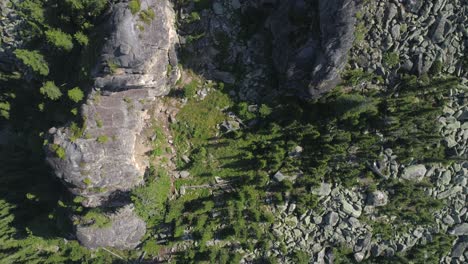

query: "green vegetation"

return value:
[173, 84, 231, 155]
[336, 233, 456, 263]
[39, 81, 62, 100]
[163, 71, 456, 261]
[45, 29, 74, 51]
[368, 180, 444, 239]
[430, 60, 443, 75]
[186, 33, 206, 43]
[354, 22, 367, 44]
[96, 117, 103, 128]
[129, 0, 141, 15]
[150, 125, 166, 157]
[187, 12, 201, 23]
[131, 166, 171, 228]
[83, 178, 92, 186]
[14, 49, 49, 76]
[383, 52, 400, 68]
[183, 78, 201, 98]
[50, 144, 66, 160]
[96, 135, 109, 144]
[342, 69, 378, 86]
[70, 121, 86, 142]
[67, 87, 84, 103]
[74, 31, 89, 46]
[107, 59, 119, 74]
[81, 209, 111, 228]
[139, 8, 155, 24]
[0, 101, 11, 119]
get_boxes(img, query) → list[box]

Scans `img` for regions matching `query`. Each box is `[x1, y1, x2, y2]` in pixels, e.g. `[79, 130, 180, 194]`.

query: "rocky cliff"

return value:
[268, 0, 358, 98]
[46, 0, 178, 249]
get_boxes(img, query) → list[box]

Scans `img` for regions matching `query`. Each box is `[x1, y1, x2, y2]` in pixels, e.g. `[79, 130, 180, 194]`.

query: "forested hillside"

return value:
[0, 0, 467, 263]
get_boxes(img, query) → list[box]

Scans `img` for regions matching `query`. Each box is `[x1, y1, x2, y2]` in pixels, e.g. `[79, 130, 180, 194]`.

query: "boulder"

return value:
[341, 200, 361, 218]
[452, 241, 468, 258]
[401, 164, 427, 181]
[312, 182, 332, 196]
[76, 205, 146, 249]
[273, 171, 286, 182]
[431, 16, 447, 44]
[323, 211, 339, 227]
[179, 171, 190, 179]
[449, 223, 468, 236]
[366, 191, 388, 207]
[404, 0, 424, 14]
[437, 186, 462, 199]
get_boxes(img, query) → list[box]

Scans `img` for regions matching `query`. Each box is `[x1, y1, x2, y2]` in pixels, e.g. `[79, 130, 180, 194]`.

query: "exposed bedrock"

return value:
[45, 0, 178, 249]
[94, 0, 180, 93]
[268, 0, 357, 98]
[76, 205, 146, 250]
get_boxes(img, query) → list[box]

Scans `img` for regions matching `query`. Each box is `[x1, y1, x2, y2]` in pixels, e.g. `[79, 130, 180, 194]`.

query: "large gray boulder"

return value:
[449, 223, 468, 236]
[366, 191, 388, 207]
[76, 205, 146, 250]
[401, 164, 427, 181]
[94, 0, 179, 94]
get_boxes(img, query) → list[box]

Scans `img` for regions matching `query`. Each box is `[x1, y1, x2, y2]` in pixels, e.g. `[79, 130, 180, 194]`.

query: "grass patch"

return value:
[139, 8, 155, 24]
[50, 144, 66, 160]
[107, 59, 119, 74]
[172, 87, 231, 155]
[132, 166, 171, 228]
[80, 209, 112, 228]
[354, 22, 367, 44]
[96, 135, 109, 144]
[383, 52, 400, 68]
[129, 0, 141, 14]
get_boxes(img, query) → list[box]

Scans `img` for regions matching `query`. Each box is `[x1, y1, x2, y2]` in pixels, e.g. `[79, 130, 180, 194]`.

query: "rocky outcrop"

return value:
[94, 0, 179, 93]
[76, 205, 146, 249]
[175, 0, 357, 101]
[268, 0, 358, 98]
[47, 89, 152, 207]
[46, 0, 179, 249]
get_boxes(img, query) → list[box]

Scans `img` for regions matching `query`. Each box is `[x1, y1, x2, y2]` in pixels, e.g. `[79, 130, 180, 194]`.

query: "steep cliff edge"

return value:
[268, 0, 358, 98]
[45, 0, 178, 249]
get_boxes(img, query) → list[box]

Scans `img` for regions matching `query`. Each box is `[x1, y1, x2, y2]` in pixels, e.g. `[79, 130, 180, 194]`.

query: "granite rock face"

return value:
[76, 205, 146, 250]
[94, 0, 179, 94]
[46, 0, 178, 249]
[47, 0, 178, 207]
[268, 0, 358, 98]
[47, 89, 152, 207]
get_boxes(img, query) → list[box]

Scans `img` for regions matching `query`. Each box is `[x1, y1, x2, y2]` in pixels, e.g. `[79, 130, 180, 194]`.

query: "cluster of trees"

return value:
[1, 0, 108, 123]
